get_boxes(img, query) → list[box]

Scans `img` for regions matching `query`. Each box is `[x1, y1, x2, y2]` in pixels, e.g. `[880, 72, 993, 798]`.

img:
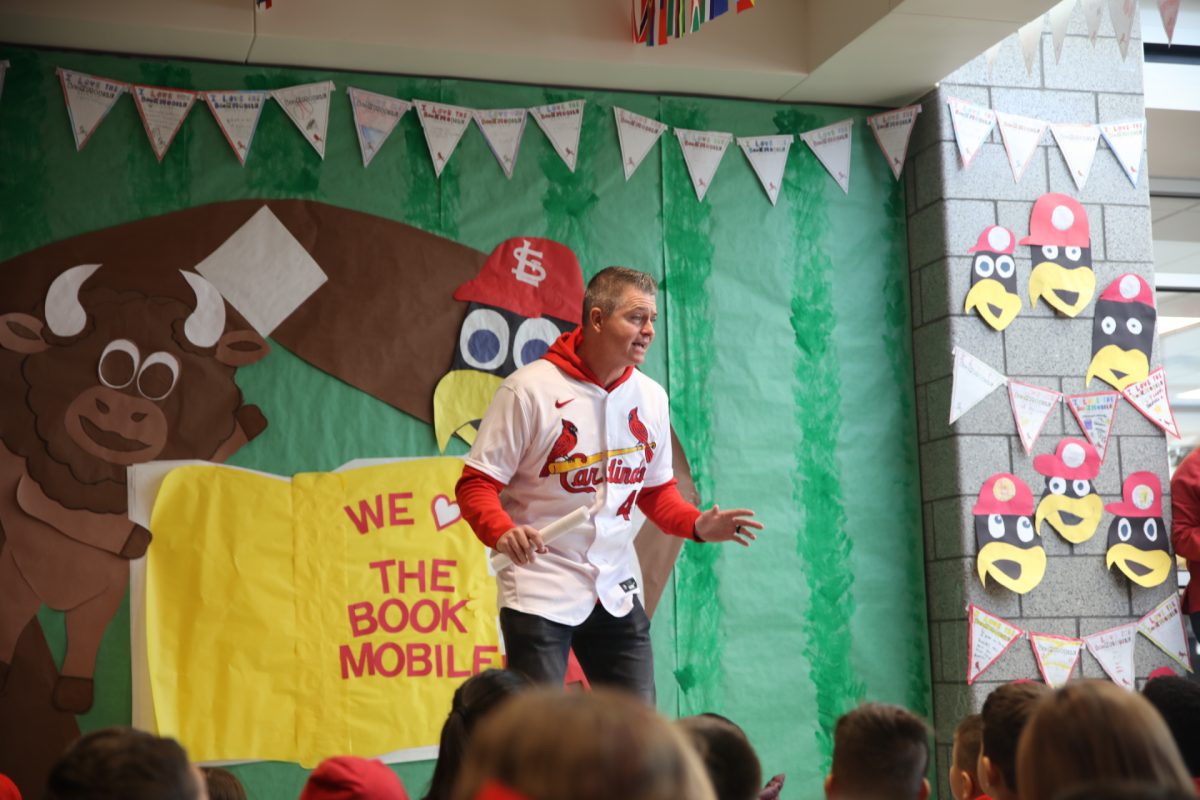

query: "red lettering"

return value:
[375, 642, 405, 677]
[379, 598, 409, 633]
[474, 645, 501, 673]
[388, 492, 414, 526]
[442, 599, 469, 633]
[348, 602, 378, 637]
[343, 496, 385, 534]
[431, 559, 456, 592]
[395, 560, 427, 593]
[616, 490, 638, 521]
[408, 643, 433, 676]
[369, 559, 393, 593]
[339, 643, 374, 679]
[448, 644, 472, 678]
[411, 599, 440, 634]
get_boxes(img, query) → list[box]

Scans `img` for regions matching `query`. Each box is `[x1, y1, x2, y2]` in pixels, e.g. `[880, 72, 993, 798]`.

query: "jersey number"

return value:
[616, 490, 639, 521]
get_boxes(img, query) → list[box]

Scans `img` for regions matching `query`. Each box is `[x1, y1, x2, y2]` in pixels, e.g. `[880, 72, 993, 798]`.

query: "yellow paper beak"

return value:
[1035, 493, 1104, 544]
[432, 369, 504, 453]
[1029, 261, 1095, 317]
[1106, 543, 1173, 588]
[1085, 345, 1150, 391]
[965, 279, 1022, 331]
[978, 541, 1047, 594]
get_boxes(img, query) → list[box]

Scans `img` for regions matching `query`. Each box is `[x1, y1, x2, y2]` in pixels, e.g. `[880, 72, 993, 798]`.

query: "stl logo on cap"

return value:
[1022, 193, 1095, 317]
[1033, 438, 1103, 544]
[964, 225, 1022, 331]
[1086, 273, 1155, 391]
[1105, 471, 1172, 588]
[974, 473, 1046, 594]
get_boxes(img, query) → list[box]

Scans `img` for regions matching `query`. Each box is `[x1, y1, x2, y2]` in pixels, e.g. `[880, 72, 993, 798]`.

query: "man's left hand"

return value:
[694, 505, 762, 546]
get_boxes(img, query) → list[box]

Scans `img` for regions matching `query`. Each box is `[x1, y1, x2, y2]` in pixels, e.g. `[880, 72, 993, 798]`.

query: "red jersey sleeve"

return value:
[455, 466, 516, 548]
[637, 479, 701, 540]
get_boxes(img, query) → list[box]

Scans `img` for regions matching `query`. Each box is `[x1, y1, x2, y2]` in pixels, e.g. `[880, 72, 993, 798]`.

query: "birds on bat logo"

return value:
[539, 408, 656, 493]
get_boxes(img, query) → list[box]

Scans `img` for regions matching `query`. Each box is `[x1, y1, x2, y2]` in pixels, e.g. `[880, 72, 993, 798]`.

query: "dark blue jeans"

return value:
[500, 596, 655, 704]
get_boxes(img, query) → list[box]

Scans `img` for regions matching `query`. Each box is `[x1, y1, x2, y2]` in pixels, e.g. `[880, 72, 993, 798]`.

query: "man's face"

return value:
[596, 286, 657, 367]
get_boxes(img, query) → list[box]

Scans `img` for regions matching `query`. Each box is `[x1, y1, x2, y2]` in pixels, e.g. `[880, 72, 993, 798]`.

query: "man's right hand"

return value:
[495, 525, 548, 566]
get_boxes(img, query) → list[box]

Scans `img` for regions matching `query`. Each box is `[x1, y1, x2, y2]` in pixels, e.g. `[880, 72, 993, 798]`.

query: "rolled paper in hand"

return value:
[490, 505, 593, 572]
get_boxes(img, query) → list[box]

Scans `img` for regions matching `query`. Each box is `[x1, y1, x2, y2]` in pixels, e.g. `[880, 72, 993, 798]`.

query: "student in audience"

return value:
[824, 703, 930, 800]
[948, 714, 987, 800]
[200, 767, 246, 800]
[1141, 674, 1200, 790]
[300, 756, 408, 800]
[978, 681, 1048, 800]
[676, 714, 762, 800]
[422, 669, 531, 800]
[450, 687, 716, 800]
[1015, 680, 1194, 800]
[44, 727, 205, 800]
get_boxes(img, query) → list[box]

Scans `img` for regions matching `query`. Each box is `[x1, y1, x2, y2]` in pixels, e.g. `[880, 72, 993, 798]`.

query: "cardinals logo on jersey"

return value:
[628, 407, 654, 463]
[540, 408, 658, 493]
[540, 419, 579, 477]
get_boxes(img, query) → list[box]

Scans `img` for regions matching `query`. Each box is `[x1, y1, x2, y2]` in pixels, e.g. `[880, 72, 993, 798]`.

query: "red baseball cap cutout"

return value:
[1105, 471, 1162, 518]
[969, 225, 1016, 255]
[453, 237, 584, 324]
[1020, 193, 1090, 247]
[1033, 438, 1100, 480]
[973, 473, 1034, 516]
[1098, 273, 1154, 307]
[300, 756, 409, 800]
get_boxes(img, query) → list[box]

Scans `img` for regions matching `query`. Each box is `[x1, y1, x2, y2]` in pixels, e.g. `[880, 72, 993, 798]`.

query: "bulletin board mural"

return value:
[0, 45, 928, 798]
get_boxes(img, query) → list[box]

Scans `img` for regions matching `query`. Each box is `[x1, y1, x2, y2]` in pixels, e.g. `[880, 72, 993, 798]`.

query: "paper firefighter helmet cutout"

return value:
[1022, 193, 1095, 318]
[1033, 438, 1103, 544]
[1105, 471, 1172, 588]
[1086, 273, 1156, 391]
[974, 473, 1046, 594]
[964, 225, 1021, 330]
[433, 237, 584, 451]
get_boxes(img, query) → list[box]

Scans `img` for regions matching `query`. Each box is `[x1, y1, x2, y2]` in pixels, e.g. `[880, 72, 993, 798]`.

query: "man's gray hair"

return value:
[582, 267, 658, 320]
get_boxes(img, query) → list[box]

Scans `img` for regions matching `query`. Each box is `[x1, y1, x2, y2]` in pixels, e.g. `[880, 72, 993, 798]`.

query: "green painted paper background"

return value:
[0, 46, 929, 798]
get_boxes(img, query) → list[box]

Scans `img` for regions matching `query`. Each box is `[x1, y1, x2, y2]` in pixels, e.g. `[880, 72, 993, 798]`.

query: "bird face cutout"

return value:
[1086, 273, 1155, 392]
[1033, 438, 1103, 544]
[964, 226, 1021, 330]
[1105, 471, 1172, 588]
[433, 237, 584, 451]
[1021, 193, 1095, 317]
[974, 473, 1045, 594]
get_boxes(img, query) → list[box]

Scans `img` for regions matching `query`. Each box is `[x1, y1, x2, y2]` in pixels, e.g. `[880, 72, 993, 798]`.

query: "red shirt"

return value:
[1171, 447, 1200, 614]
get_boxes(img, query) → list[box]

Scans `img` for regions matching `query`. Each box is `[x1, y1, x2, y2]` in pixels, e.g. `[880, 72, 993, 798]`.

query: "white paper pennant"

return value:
[674, 128, 733, 201]
[947, 97, 997, 169]
[968, 605, 1023, 685]
[530, 100, 586, 173]
[1050, 123, 1101, 191]
[1009, 380, 1063, 454]
[1082, 0, 1106, 43]
[414, 99, 473, 178]
[996, 111, 1048, 183]
[58, 69, 128, 151]
[1108, 0, 1137, 59]
[0, 60, 9, 103]
[1122, 367, 1180, 438]
[131, 85, 196, 162]
[867, 104, 921, 181]
[1100, 119, 1146, 186]
[205, 91, 268, 166]
[1084, 623, 1138, 689]
[271, 81, 333, 159]
[472, 108, 527, 179]
[1018, 16, 1044, 75]
[1138, 594, 1193, 672]
[737, 134, 792, 205]
[1030, 633, 1084, 688]
[800, 118, 853, 194]
[1048, 1, 1075, 63]
[950, 347, 1008, 424]
[1158, 0, 1181, 44]
[347, 87, 410, 168]
[614, 107, 667, 181]
[1066, 391, 1119, 462]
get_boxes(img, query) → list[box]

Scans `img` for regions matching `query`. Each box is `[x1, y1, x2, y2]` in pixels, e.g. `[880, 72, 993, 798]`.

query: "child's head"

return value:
[949, 714, 983, 800]
[979, 682, 1048, 800]
[676, 714, 762, 800]
[826, 703, 930, 800]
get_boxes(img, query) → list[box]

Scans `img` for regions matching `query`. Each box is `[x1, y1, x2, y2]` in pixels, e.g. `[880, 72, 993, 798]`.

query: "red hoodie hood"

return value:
[542, 328, 634, 392]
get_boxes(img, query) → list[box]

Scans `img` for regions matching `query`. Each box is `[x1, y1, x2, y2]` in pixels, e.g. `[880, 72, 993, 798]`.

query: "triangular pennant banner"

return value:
[131, 85, 197, 162]
[414, 99, 473, 178]
[947, 97, 997, 169]
[867, 104, 921, 181]
[271, 81, 333, 159]
[614, 106, 667, 181]
[1066, 391, 1120, 462]
[1100, 119, 1146, 187]
[1122, 367, 1180, 438]
[530, 100, 586, 173]
[1050, 123, 1102, 191]
[1048, 0, 1074, 63]
[1108, 0, 1137, 59]
[205, 91, 268, 165]
[1009, 381, 1063, 454]
[967, 605, 1024, 685]
[1083, 623, 1138, 689]
[800, 118, 853, 194]
[950, 347, 1008, 424]
[347, 87, 410, 168]
[58, 68, 128, 151]
[0, 60, 9, 103]
[1030, 633, 1084, 688]
[1018, 16, 1044, 75]
[737, 134, 792, 205]
[473, 108, 528, 179]
[1082, 0, 1106, 44]
[1138, 593, 1193, 672]
[674, 128, 733, 201]
[996, 111, 1049, 183]
[1158, 0, 1181, 44]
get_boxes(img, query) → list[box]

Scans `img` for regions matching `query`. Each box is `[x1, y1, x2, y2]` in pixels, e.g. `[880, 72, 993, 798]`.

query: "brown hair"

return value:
[45, 727, 203, 800]
[980, 681, 1048, 791]
[830, 703, 930, 800]
[952, 714, 983, 774]
[1016, 680, 1194, 800]
[582, 267, 657, 321]
[676, 714, 762, 800]
[202, 766, 248, 800]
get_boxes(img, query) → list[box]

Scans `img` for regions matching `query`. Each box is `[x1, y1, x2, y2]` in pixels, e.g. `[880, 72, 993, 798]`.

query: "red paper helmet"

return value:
[973, 473, 1034, 516]
[454, 237, 584, 324]
[1033, 438, 1100, 480]
[1105, 471, 1163, 518]
[968, 225, 1016, 255]
[1098, 273, 1155, 308]
[1020, 193, 1090, 248]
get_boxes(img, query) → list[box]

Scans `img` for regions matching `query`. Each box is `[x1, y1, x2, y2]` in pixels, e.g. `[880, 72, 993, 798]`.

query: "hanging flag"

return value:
[1082, 0, 1106, 43]
[800, 118, 853, 194]
[867, 104, 921, 181]
[131, 85, 197, 162]
[675, 128, 732, 201]
[473, 108, 528, 179]
[967, 605, 1024, 685]
[1108, 0, 1137, 59]
[614, 107, 666, 181]
[1066, 391, 1119, 462]
[1158, 0, 1181, 44]
[1030, 633, 1084, 688]
[1083, 623, 1138, 689]
[271, 81, 334, 159]
[0, 60, 9, 103]
[737, 135, 792, 206]
[632, 0, 654, 43]
[205, 91, 268, 166]
[1122, 367, 1180, 438]
[1050, 123, 1101, 191]
[347, 87, 410, 168]
[950, 347, 1008, 424]
[996, 111, 1049, 183]
[530, 100, 586, 173]
[1138, 594, 1193, 672]
[1100, 119, 1146, 187]
[985, 41, 1005, 80]
[737, 0, 755, 10]
[1048, 1, 1075, 63]
[711, 0, 729, 18]
[58, 68, 128, 151]
[1009, 381, 1062, 454]
[947, 97, 997, 169]
[1018, 16, 1044, 75]
[414, 99, 473, 178]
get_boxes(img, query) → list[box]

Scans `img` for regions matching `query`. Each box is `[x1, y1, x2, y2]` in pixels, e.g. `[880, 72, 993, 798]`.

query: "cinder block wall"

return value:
[903, 11, 1178, 793]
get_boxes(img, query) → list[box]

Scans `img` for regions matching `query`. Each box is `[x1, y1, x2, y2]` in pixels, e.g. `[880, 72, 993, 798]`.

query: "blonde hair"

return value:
[1016, 680, 1193, 800]
[450, 688, 716, 800]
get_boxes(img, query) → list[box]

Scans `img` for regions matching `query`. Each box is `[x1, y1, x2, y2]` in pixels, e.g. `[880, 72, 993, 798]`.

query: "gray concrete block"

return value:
[914, 315, 1007, 386]
[1103, 203, 1154, 263]
[934, 142, 1050, 205]
[978, 35, 1045, 90]
[996, 200, 1106, 262]
[917, 383, 930, 444]
[1117, 435, 1171, 481]
[992, 87, 1097, 127]
[932, 681, 973, 744]
[908, 87, 983, 162]
[929, 608, 944, 680]
[910, 200, 997, 270]
[906, 163, 918, 217]
[1130, 582, 1180, 617]
[939, 618, 969, 684]
[914, 143, 953, 210]
[1004, 318, 1092, 377]
[1098, 93, 1148, 125]
[930, 374, 1013, 441]
[932, 495, 973, 560]
[924, 498, 937, 561]
[1020, 554, 1131, 616]
[921, 258, 951, 325]
[1044, 35, 1144, 94]
[921, 435, 1012, 502]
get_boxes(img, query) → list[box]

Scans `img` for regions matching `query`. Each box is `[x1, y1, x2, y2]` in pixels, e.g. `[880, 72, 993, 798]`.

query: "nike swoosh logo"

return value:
[555, 399, 574, 408]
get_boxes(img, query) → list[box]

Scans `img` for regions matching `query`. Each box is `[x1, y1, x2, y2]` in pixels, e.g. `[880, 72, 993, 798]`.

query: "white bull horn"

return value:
[181, 271, 225, 348]
[45, 264, 102, 337]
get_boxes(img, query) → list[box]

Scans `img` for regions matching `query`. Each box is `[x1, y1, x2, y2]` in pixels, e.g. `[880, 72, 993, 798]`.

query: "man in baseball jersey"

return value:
[455, 267, 761, 702]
